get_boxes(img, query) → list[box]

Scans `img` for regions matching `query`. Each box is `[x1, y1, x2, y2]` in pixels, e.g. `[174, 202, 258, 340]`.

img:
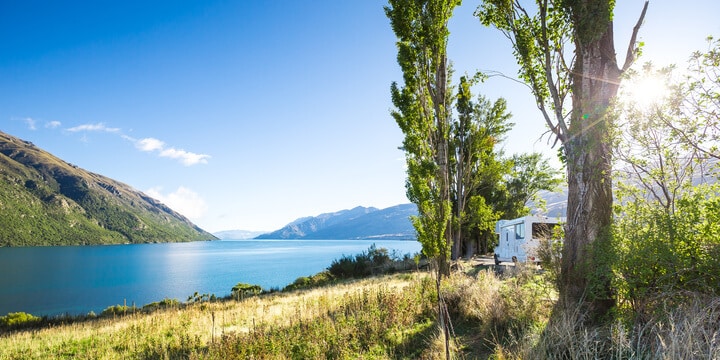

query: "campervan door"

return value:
[494, 218, 526, 264]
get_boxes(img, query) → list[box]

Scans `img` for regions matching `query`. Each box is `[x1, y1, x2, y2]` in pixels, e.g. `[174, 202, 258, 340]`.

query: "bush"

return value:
[101, 305, 132, 317]
[284, 271, 335, 291]
[0, 312, 41, 328]
[328, 253, 371, 278]
[327, 244, 399, 279]
[613, 184, 720, 319]
[231, 283, 262, 300]
[142, 298, 180, 312]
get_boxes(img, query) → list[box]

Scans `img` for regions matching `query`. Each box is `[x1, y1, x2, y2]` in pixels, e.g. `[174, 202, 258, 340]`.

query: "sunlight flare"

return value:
[621, 72, 669, 109]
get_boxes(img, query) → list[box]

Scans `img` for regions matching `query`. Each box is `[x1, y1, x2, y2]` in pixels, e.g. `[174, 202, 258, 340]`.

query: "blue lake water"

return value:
[0, 240, 421, 317]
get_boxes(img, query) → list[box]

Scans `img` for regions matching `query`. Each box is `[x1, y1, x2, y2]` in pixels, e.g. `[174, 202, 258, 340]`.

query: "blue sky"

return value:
[2, 1, 719, 232]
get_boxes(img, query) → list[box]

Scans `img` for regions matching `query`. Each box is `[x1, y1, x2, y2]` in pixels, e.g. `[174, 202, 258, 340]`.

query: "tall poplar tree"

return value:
[386, 0, 460, 357]
[452, 76, 514, 258]
[477, 0, 649, 321]
[386, 0, 459, 276]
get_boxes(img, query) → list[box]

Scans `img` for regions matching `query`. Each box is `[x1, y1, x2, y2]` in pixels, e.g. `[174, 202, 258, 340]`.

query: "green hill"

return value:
[0, 131, 216, 246]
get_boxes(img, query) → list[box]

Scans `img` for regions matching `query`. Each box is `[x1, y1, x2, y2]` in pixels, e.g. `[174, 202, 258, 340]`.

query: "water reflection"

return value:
[0, 240, 420, 316]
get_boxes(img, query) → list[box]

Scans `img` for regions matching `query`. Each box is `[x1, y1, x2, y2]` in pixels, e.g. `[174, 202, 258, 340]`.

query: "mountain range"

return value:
[0, 131, 216, 246]
[221, 193, 570, 241]
[253, 204, 418, 240]
[213, 230, 268, 240]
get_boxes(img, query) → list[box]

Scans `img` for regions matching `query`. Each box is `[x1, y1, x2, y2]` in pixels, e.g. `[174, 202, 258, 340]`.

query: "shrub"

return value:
[0, 312, 41, 328]
[284, 270, 335, 291]
[101, 305, 132, 317]
[231, 283, 262, 300]
[613, 184, 720, 319]
[327, 244, 402, 279]
[443, 267, 552, 348]
[534, 225, 564, 289]
[142, 298, 180, 312]
[186, 292, 216, 303]
[328, 253, 371, 278]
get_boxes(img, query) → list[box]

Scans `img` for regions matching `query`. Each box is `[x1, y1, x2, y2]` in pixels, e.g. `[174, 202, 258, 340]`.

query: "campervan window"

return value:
[515, 223, 525, 239]
[532, 223, 557, 239]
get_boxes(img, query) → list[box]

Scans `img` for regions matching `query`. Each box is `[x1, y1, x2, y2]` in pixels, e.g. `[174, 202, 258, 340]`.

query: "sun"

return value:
[620, 72, 669, 109]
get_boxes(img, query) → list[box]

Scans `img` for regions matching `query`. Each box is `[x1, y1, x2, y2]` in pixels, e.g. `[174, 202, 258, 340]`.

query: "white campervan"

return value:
[493, 216, 564, 265]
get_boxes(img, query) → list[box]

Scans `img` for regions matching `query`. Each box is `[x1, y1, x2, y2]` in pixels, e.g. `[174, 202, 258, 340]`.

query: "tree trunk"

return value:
[452, 163, 463, 260]
[561, 19, 619, 321]
[463, 231, 478, 259]
[434, 52, 453, 277]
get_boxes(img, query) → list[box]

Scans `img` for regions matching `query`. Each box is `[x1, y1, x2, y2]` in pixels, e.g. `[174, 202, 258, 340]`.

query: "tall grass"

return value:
[2, 260, 717, 359]
[210, 275, 436, 359]
[0, 274, 435, 359]
[441, 260, 720, 360]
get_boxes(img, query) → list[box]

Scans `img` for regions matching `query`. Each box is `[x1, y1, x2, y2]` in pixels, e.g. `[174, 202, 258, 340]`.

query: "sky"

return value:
[2, 1, 719, 233]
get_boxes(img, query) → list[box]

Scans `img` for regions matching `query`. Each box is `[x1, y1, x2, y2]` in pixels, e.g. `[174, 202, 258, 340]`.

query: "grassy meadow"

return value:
[0, 273, 438, 359]
[1, 259, 718, 359]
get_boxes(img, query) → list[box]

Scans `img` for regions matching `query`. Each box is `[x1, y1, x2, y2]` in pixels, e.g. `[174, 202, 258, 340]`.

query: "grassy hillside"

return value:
[0, 131, 216, 246]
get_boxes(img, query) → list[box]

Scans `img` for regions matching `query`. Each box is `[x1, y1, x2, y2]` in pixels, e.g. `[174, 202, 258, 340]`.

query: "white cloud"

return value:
[66, 123, 121, 133]
[159, 147, 211, 166]
[52, 121, 209, 166]
[133, 137, 210, 166]
[24, 118, 37, 130]
[136, 137, 165, 152]
[45, 121, 61, 129]
[145, 186, 208, 220]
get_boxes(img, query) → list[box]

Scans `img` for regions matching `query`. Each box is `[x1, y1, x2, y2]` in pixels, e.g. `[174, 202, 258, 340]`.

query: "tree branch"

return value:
[539, 0, 568, 142]
[621, 1, 649, 72]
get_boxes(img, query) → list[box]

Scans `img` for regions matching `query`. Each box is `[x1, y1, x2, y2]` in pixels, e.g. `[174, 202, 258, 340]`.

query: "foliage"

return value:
[101, 304, 134, 317]
[478, 0, 649, 321]
[284, 270, 335, 291]
[327, 244, 415, 279]
[386, 2, 461, 355]
[286, 246, 418, 291]
[613, 54, 720, 320]
[464, 195, 501, 254]
[386, 0, 460, 276]
[476, 0, 572, 140]
[231, 283, 262, 300]
[534, 223, 565, 288]
[666, 36, 720, 161]
[613, 183, 720, 318]
[501, 153, 563, 219]
[186, 292, 217, 304]
[142, 298, 180, 312]
[452, 76, 522, 258]
[0, 312, 41, 328]
[614, 64, 707, 211]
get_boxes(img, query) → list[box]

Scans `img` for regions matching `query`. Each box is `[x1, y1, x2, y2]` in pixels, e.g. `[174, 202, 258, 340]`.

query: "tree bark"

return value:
[561, 19, 620, 321]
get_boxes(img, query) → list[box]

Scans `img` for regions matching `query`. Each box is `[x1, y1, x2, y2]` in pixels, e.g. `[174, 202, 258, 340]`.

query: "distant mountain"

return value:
[213, 230, 267, 240]
[255, 204, 417, 240]
[534, 189, 568, 218]
[0, 131, 217, 246]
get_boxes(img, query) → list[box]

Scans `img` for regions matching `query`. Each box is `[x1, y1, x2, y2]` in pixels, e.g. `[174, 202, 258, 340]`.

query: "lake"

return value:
[0, 239, 421, 317]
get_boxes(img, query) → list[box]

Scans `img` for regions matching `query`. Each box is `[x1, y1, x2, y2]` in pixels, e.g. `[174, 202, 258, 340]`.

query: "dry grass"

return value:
[0, 274, 430, 359]
[497, 293, 720, 360]
[3, 261, 716, 359]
